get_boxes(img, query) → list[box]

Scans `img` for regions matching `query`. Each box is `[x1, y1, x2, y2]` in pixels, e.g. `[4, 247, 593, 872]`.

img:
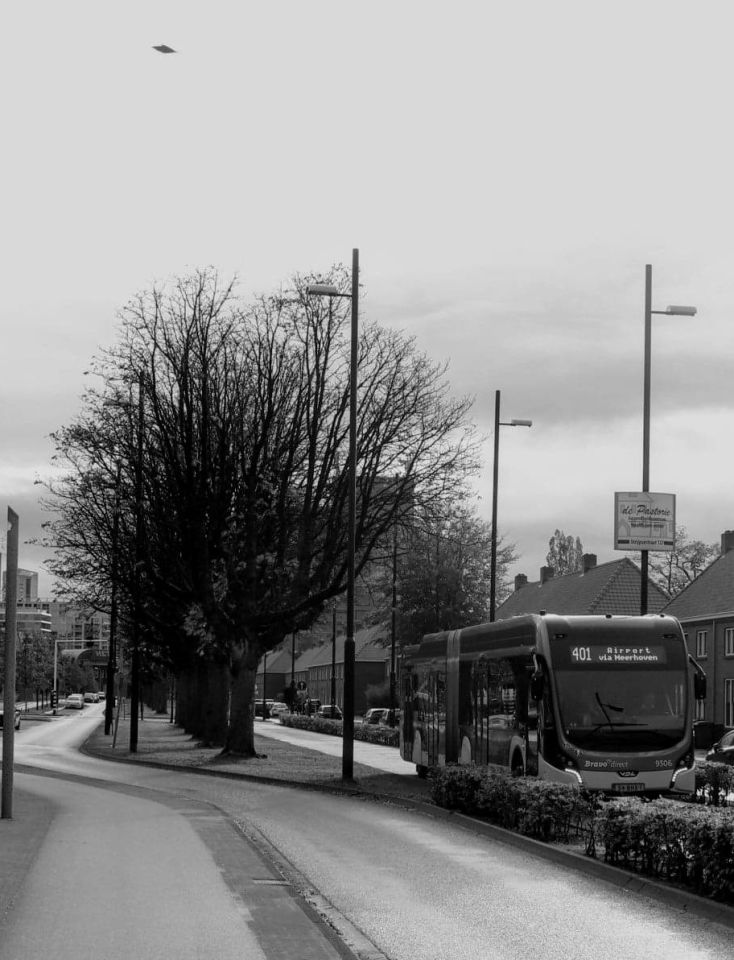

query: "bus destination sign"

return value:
[570, 645, 667, 665]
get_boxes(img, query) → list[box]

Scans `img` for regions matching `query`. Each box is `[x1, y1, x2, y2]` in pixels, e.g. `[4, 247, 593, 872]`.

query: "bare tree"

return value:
[44, 267, 481, 755]
[368, 504, 517, 645]
[647, 526, 719, 598]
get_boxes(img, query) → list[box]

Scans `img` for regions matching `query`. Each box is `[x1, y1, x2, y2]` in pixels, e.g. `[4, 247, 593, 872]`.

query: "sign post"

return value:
[614, 492, 676, 552]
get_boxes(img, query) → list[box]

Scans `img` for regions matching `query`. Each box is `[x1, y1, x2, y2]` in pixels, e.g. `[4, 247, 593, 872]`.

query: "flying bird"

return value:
[153, 44, 177, 54]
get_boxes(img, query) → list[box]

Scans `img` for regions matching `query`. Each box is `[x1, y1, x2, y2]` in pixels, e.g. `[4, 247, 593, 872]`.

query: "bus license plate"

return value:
[612, 782, 645, 793]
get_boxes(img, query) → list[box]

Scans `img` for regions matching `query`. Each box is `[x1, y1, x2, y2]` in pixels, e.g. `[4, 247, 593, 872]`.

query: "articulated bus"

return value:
[400, 613, 707, 795]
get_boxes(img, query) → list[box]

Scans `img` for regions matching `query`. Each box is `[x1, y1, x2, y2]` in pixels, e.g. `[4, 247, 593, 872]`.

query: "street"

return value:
[2, 708, 733, 960]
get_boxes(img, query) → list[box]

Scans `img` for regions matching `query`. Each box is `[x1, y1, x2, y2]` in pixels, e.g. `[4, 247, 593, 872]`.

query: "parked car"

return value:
[268, 702, 289, 718]
[486, 714, 514, 728]
[362, 707, 399, 726]
[706, 729, 734, 765]
[0, 703, 21, 730]
[65, 694, 85, 710]
[317, 704, 343, 720]
[254, 699, 275, 719]
[83, 692, 100, 703]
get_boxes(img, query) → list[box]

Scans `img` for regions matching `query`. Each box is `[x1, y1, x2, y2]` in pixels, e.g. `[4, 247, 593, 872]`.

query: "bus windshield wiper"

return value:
[594, 690, 623, 730]
[589, 721, 644, 732]
[595, 693, 625, 713]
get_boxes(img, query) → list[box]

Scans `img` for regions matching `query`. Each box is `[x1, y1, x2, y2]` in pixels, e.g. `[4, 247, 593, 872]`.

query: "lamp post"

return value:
[53, 637, 59, 715]
[330, 604, 337, 709]
[389, 518, 398, 726]
[490, 390, 532, 622]
[306, 249, 359, 781]
[105, 460, 121, 735]
[640, 265, 696, 614]
[2, 508, 19, 819]
[129, 372, 145, 752]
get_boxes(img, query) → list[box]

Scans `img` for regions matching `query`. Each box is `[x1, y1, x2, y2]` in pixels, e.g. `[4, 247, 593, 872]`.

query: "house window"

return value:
[725, 679, 734, 729]
[725, 628, 734, 658]
[696, 630, 708, 659]
[695, 699, 706, 721]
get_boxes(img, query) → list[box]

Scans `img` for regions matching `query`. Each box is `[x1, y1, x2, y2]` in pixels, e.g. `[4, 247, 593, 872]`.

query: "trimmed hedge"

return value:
[430, 762, 734, 904]
[595, 796, 734, 900]
[431, 764, 596, 846]
[277, 713, 400, 747]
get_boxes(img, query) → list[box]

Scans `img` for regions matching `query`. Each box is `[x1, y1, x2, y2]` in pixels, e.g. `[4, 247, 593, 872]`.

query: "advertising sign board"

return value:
[614, 492, 675, 552]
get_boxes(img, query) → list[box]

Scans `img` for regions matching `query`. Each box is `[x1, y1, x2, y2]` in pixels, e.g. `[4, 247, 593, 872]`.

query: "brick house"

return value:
[256, 623, 392, 715]
[663, 531, 734, 741]
[496, 553, 669, 618]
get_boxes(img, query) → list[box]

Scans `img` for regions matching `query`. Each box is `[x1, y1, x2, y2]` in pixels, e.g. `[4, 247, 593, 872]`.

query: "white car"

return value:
[65, 694, 85, 710]
[269, 702, 289, 718]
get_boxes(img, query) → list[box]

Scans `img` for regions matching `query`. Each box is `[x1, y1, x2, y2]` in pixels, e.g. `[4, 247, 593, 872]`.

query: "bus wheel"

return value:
[511, 752, 525, 777]
[416, 764, 429, 779]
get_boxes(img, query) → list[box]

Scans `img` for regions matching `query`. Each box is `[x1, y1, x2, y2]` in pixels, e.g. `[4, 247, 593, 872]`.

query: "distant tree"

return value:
[545, 530, 584, 576]
[369, 504, 518, 646]
[647, 526, 719, 598]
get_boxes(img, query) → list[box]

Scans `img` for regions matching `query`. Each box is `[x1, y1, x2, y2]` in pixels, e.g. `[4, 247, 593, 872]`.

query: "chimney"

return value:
[582, 553, 597, 573]
[721, 531, 734, 555]
[540, 566, 555, 584]
[514, 574, 528, 591]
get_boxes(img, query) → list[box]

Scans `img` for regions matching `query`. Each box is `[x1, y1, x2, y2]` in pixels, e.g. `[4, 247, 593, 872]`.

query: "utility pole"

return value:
[105, 461, 121, 734]
[130, 376, 145, 752]
[2, 508, 19, 819]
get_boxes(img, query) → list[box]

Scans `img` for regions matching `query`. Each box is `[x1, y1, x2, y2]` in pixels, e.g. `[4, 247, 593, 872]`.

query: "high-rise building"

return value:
[2, 568, 39, 604]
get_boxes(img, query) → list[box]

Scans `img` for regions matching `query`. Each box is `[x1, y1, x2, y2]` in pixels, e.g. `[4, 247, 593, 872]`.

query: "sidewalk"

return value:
[83, 713, 433, 804]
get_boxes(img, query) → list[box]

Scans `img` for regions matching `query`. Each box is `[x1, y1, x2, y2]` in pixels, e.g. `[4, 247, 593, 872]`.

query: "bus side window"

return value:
[458, 661, 473, 726]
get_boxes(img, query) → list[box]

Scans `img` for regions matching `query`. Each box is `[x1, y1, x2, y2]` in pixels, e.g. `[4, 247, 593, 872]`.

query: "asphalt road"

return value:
[2, 709, 352, 960]
[3, 709, 733, 960]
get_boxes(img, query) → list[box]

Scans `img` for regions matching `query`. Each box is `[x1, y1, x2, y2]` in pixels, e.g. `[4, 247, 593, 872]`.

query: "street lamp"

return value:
[129, 372, 146, 752]
[105, 460, 121, 735]
[641, 264, 696, 614]
[306, 249, 359, 781]
[490, 390, 532, 622]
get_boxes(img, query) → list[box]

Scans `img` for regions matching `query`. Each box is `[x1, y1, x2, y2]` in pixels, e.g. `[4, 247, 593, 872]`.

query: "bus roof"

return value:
[403, 613, 685, 664]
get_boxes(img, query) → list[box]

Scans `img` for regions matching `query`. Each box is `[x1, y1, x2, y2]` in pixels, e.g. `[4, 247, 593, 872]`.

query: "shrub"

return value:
[354, 723, 400, 747]
[278, 712, 400, 747]
[431, 764, 595, 844]
[593, 796, 734, 900]
[429, 764, 734, 901]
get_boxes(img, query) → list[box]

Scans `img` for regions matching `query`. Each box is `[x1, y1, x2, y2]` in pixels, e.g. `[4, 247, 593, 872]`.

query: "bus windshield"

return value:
[549, 632, 688, 750]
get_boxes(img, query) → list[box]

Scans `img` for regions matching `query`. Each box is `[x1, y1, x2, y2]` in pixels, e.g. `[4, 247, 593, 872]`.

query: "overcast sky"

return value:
[2, 2, 733, 597]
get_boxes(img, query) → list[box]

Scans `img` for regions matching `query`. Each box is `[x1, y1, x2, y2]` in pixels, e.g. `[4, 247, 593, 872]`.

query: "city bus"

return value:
[400, 613, 707, 795]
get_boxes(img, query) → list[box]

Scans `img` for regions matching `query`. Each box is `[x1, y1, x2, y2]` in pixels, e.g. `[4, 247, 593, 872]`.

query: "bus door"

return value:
[481, 658, 517, 766]
[405, 662, 444, 766]
[401, 672, 414, 762]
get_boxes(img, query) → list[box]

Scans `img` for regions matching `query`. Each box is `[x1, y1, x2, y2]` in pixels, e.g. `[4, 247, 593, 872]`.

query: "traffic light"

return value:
[50, 690, 58, 708]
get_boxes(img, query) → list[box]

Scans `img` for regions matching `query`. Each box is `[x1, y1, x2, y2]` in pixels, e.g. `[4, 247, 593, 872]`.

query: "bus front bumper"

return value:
[538, 756, 697, 794]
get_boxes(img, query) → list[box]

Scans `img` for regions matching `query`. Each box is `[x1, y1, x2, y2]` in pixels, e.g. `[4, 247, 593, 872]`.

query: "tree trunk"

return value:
[200, 662, 228, 747]
[224, 649, 258, 756]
